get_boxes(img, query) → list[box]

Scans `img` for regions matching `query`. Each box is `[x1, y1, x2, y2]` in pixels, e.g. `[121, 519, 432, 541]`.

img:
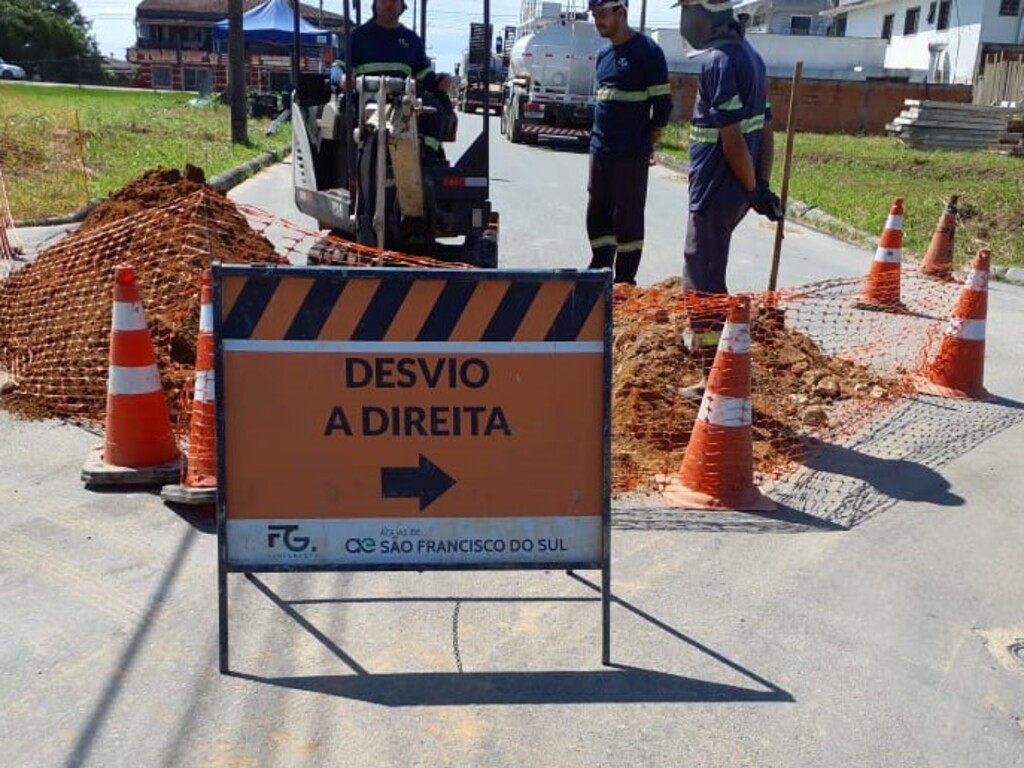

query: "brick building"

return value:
[126, 0, 347, 93]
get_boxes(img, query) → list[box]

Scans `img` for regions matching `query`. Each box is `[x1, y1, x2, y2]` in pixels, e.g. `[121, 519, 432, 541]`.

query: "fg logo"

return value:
[267, 524, 313, 552]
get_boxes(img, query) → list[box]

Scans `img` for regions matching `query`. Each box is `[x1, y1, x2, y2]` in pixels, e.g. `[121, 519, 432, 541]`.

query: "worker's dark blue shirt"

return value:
[590, 32, 672, 157]
[349, 20, 440, 94]
[687, 39, 771, 212]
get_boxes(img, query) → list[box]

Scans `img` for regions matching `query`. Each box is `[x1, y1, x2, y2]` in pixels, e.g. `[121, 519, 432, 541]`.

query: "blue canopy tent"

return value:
[212, 0, 337, 47]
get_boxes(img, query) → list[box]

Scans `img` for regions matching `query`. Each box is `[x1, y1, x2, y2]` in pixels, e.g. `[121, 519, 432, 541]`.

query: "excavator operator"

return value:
[350, 0, 455, 159]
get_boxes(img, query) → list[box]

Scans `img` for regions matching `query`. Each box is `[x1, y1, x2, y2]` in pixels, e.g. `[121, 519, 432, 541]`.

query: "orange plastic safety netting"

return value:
[611, 270, 967, 494]
[0, 165, 973, 496]
[0, 167, 458, 433]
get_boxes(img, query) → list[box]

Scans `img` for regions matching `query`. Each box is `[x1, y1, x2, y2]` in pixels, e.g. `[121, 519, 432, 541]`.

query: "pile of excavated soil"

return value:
[0, 166, 287, 425]
[611, 281, 895, 494]
[75, 165, 209, 235]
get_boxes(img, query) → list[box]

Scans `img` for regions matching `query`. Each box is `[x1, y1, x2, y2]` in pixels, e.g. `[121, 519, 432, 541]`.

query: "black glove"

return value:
[748, 179, 784, 223]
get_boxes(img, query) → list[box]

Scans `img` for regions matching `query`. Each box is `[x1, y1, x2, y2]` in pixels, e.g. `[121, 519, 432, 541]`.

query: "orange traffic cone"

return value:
[658, 296, 775, 511]
[854, 197, 906, 312]
[917, 248, 990, 400]
[82, 266, 181, 486]
[919, 195, 959, 280]
[162, 270, 218, 505]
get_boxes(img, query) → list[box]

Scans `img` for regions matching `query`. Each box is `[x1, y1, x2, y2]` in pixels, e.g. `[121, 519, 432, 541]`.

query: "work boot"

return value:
[587, 249, 614, 271]
[613, 253, 640, 285]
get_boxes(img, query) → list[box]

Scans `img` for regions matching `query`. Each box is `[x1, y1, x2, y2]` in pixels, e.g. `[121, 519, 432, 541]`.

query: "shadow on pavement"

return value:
[230, 573, 793, 706]
[227, 665, 790, 706]
[773, 394, 1024, 528]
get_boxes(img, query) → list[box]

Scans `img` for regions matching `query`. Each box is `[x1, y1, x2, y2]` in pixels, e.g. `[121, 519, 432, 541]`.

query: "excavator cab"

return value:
[291, 0, 498, 267]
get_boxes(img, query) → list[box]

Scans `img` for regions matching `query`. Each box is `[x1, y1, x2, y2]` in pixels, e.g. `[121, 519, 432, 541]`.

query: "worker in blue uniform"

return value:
[674, 0, 783, 397]
[585, 0, 673, 286]
[349, 0, 453, 158]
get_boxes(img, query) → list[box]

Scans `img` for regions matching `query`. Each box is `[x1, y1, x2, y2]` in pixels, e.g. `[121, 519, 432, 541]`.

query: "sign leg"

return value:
[601, 563, 611, 666]
[218, 565, 229, 674]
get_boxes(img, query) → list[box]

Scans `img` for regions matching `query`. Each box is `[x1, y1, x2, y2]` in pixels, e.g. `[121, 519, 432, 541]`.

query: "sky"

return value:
[78, 0, 682, 72]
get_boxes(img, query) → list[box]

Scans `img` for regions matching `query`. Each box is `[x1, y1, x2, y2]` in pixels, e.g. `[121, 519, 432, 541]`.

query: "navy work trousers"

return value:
[682, 202, 750, 333]
[586, 152, 650, 284]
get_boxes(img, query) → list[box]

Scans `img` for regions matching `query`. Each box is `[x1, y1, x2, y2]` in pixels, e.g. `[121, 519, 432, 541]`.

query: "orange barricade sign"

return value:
[215, 266, 610, 572]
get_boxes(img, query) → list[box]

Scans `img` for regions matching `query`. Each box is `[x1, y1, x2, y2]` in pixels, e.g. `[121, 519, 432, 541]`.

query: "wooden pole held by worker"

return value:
[767, 60, 803, 294]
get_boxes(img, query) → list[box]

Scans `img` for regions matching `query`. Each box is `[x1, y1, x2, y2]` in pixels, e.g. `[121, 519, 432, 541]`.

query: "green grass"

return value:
[660, 123, 1024, 266]
[0, 83, 287, 221]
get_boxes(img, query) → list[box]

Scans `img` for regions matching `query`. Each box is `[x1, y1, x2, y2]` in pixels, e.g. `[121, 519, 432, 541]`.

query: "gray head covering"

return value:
[673, 0, 744, 50]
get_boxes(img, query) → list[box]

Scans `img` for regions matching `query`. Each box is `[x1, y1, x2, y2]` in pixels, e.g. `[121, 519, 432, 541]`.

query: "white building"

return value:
[823, 0, 1024, 83]
[734, 0, 834, 36]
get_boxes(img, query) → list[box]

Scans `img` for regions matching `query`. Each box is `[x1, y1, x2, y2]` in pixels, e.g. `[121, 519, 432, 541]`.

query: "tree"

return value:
[0, 0, 104, 83]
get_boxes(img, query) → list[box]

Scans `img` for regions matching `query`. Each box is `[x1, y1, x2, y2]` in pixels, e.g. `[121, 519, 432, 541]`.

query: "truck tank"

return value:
[508, 20, 605, 97]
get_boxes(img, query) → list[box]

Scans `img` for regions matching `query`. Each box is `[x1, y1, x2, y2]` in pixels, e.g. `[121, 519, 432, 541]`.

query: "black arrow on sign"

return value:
[381, 454, 456, 511]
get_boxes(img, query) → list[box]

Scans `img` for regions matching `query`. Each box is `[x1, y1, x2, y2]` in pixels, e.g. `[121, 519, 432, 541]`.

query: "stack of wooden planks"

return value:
[886, 100, 1017, 150]
[990, 113, 1024, 156]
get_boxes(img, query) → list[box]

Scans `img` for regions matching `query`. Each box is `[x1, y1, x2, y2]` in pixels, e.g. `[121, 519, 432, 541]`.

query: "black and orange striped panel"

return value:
[217, 267, 608, 344]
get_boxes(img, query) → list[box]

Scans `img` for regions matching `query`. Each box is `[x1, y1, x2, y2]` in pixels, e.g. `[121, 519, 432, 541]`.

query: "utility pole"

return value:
[639, 0, 647, 35]
[229, 0, 248, 144]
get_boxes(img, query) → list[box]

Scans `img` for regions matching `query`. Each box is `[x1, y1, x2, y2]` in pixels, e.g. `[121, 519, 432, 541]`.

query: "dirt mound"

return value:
[0, 167, 287, 425]
[611, 282, 894, 493]
[76, 165, 208, 235]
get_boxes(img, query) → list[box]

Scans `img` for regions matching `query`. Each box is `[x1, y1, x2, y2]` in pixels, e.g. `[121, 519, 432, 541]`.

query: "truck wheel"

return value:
[509, 102, 523, 144]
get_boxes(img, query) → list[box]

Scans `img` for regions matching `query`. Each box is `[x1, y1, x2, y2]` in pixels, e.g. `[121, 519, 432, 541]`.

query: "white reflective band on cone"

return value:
[108, 365, 162, 395]
[944, 318, 986, 341]
[965, 270, 989, 292]
[718, 323, 751, 354]
[193, 370, 216, 402]
[697, 394, 753, 427]
[885, 215, 903, 230]
[112, 301, 148, 332]
[200, 303, 214, 333]
[874, 247, 902, 264]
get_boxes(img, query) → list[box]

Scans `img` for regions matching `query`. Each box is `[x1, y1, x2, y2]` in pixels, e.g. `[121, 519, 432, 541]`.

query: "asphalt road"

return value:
[2, 117, 1023, 767]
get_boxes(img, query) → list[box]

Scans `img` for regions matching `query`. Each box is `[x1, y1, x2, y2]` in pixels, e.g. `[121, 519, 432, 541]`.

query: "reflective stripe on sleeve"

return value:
[415, 65, 433, 81]
[689, 112, 767, 144]
[596, 87, 649, 102]
[718, 94, 743, 111]
[648, 83, 671, 97]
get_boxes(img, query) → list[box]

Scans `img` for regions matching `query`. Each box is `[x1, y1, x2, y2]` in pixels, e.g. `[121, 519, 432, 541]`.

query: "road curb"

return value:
[653, 151, 1024, 288]
[12, 145, 291, 228]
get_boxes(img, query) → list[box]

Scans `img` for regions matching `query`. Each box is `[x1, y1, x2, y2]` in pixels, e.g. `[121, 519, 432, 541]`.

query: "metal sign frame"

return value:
[214, 264, 612, 672]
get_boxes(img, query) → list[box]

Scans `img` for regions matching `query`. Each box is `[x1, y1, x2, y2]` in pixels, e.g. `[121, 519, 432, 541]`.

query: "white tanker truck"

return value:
[499, 2, 605, 145]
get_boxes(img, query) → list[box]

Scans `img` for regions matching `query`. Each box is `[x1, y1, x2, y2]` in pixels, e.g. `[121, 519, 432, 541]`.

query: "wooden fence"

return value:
[974, 53, 1024, 106]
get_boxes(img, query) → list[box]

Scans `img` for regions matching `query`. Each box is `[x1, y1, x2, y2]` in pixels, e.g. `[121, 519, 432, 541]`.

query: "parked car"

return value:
[0, 57, 27, 80]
